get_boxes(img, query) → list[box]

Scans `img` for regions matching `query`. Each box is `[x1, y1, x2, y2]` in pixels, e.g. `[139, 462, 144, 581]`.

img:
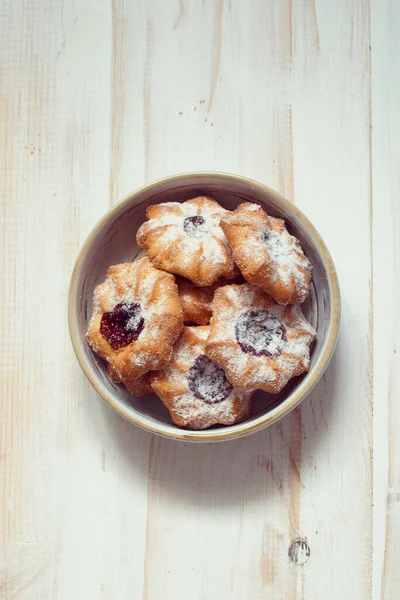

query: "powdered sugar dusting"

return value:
[137, 197, 235, 273]
[262, 226, 308, 290]
[235, 309, 286, 356]
[151, 327, 252, 429]
[188, 355, 233, 403]
[92, 258, 171, 322]
[223, 203, 312, 303]
[126, 307, 144, 331]
[206, 284, 316, 392]
[88, 256, 182, 378]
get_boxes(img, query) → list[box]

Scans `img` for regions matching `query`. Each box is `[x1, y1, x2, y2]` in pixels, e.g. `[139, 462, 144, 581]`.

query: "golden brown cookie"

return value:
[107, 364, 153, 398]
[176, 277, 215, 325]
[87, 256, 183, 381]
[150, 326, 253, 430]
[177, 274, 246, 326]
[220, 202, 312, 305]
[136, 196, 237, 286]
[205, 283, 316, 393]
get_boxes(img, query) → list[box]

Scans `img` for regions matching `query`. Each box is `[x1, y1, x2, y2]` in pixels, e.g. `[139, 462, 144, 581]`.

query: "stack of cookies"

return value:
[87, 197, 316, 430]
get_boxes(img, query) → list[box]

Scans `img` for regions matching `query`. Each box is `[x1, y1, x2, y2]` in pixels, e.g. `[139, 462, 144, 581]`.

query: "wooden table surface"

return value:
[1, 1, 399, 598]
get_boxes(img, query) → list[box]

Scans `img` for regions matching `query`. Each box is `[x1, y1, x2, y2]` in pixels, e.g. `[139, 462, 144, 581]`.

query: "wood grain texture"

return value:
[291, 1, 373, 598]
[370, 2, 400, 599]
[141, 0, 373, 598]
[0, 1, 151, 599]
[0, 0, 397, 598]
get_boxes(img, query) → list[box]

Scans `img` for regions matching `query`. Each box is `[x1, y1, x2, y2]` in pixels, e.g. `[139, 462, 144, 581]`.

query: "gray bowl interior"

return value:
[74, 175, 332, 436]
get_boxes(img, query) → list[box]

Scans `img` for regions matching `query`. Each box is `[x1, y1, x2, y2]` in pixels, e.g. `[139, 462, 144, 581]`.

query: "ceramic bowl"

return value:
[68, 172, 340, 442]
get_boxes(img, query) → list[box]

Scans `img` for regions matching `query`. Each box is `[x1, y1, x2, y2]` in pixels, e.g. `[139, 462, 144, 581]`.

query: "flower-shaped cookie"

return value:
[150, 326, 253, 429]
[205, 284, 316, 393]
[136, 196, 237, 286]
[87, 256, 183, 381]
[220, 202, 312, 304]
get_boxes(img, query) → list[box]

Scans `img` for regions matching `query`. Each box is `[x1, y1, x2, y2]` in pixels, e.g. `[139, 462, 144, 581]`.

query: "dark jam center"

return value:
[100, 302, 144, 350]
[261, 230, 271, 243]
[235, 309, 286, 357]
[261, 229, 282, 258]
[183, 215, 206, 236]
[187, 354, 233, 404]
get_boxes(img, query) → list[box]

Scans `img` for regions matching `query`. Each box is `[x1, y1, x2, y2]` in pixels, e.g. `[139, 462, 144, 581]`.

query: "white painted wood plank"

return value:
[292, 1, 373, 597]
[0, 1, 150, 598]
[370, 2, 400, 598]
[110, 0, 148, 203]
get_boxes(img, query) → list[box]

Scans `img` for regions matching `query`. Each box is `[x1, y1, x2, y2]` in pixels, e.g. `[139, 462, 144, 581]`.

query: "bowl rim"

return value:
[68, 171, 340, 442]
